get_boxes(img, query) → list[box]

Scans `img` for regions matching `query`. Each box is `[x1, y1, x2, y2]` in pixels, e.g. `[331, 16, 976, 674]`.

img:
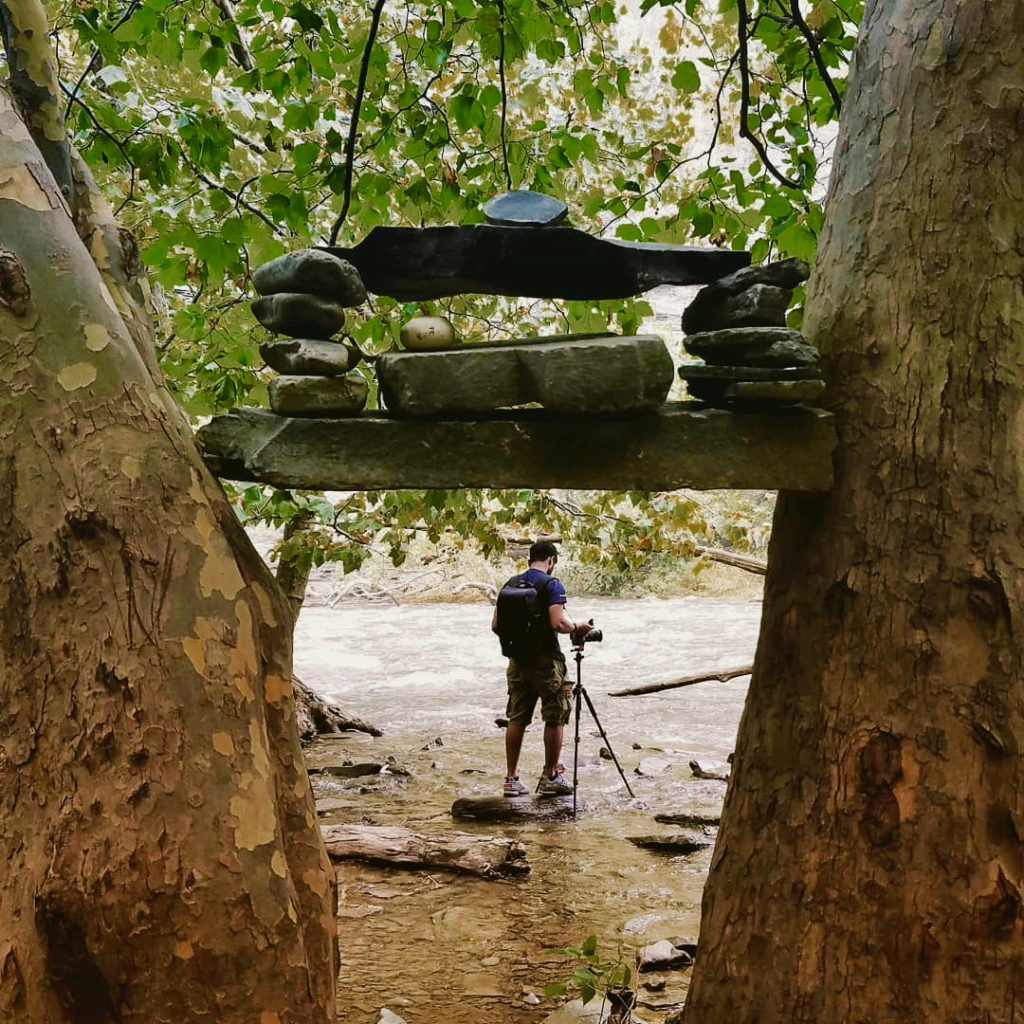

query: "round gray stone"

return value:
[252, 293, 347, 339]
[253, 248, 367, 305]
[268, 373, 368, 417]
[483, 190, 568, 227]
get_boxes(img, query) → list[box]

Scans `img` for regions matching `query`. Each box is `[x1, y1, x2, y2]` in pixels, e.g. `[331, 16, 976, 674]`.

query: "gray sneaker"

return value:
[503, 776, 529, 797]
[537, 772, 574, 796]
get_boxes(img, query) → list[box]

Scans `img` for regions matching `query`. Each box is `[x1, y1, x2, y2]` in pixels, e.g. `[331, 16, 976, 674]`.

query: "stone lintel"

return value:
[197, 404, 835, 492]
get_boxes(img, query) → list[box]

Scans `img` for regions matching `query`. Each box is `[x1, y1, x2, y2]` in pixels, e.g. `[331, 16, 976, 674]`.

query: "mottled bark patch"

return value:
[0, 248, 29, 316]
[858, 732, 903, 847]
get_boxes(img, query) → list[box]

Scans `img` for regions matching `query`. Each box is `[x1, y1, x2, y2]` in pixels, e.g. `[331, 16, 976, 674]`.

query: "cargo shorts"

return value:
[505, 655, 571, 727]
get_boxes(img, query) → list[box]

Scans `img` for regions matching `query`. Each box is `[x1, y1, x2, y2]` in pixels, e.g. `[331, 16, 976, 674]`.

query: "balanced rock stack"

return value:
[252, 249, 369, 417]
[678, 258, 825, 409]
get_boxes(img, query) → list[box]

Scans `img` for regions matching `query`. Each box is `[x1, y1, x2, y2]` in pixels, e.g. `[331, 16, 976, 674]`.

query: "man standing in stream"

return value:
[492, 541, 592, 797]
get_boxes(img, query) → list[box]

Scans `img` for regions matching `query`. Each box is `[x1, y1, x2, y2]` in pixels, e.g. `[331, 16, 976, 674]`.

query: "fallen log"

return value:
[451, 795, 578, 823]
[608, 665, 752, 697]
[321, 824, 529, 879]
[693, 546, 767, 575]
[654, 812, 721, 827]
[295, 676, 382, 740]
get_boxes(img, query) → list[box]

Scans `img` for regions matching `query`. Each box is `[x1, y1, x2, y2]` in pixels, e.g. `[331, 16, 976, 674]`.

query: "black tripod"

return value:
[571, 644, 635, 818]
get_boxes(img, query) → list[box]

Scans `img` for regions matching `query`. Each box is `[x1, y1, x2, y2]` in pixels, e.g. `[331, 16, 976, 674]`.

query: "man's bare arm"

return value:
[549, 603, 575, 634]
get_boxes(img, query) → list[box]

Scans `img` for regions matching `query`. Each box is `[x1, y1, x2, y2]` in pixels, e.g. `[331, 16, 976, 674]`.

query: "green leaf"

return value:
[670, 60, 700, 94]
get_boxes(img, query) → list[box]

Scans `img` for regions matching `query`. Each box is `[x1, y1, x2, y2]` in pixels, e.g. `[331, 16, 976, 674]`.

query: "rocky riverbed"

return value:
[296, 595, 761, 1023]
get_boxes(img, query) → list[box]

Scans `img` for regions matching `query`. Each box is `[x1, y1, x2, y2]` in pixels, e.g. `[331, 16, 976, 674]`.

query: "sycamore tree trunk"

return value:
[684, 3, 1024, 1022]
[0, 64, 335, 1024]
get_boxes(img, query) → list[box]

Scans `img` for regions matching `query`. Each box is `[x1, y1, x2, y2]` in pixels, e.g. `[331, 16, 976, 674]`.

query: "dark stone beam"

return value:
[324, 226, 749, 301]
[197, 404, 835, 492]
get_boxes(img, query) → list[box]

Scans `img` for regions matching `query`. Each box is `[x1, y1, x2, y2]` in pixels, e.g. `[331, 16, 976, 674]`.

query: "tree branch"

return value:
[212, 0, 254, 72]
[328, 0, 387, 246]
[788, 0, 842, 114]
[0, 0, 75, 206]
[736, 0, 804, 190]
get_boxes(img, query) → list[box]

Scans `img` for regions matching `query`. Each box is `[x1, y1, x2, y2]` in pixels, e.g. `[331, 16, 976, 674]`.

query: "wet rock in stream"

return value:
[451, 795, 579, 823]
[627, 832, 712, 855]
[654, 812, 721, 827]
[638, 939, 693, 972]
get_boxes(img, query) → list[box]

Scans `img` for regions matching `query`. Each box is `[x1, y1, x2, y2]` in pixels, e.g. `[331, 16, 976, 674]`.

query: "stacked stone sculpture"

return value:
[678, 258, 825, 409]
[252, 250, 370, 417]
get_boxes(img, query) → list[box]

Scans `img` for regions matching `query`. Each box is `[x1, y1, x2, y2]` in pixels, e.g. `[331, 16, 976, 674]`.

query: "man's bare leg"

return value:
[505, 721, 526, 778]
[543, 723, 564, 777]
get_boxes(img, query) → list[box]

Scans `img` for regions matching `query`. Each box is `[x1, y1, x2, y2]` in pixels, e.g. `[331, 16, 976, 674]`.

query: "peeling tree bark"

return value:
[0, 78, 336, 1023]
[684, 3, 1024, 1022]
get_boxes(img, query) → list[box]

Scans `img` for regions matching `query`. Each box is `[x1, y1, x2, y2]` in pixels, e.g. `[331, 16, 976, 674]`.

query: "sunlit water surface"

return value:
[295, 596, 761, 1024]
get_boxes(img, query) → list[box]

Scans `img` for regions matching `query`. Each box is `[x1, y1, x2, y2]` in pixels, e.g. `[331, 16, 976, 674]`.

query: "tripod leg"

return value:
[579, 686, 635, 799]
[572, 675, 582, 819]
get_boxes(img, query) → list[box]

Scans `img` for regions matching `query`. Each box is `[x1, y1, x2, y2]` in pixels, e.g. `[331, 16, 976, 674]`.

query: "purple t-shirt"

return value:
[520, 568, 567, 661]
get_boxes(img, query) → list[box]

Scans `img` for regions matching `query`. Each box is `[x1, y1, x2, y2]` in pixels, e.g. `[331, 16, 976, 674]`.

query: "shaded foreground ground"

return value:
[295, 596, 760, 1023]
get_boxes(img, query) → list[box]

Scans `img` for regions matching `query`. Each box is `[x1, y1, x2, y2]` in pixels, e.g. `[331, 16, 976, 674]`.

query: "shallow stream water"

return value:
[295, 596, 761, 1024]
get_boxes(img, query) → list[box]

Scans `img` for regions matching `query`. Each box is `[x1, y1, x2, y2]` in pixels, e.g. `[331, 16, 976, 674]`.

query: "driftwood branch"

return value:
[294, 676, 381, 740]
[320, 824, 529, 879]
[693, 546, 767, 575]
[608, 665, 752, 697]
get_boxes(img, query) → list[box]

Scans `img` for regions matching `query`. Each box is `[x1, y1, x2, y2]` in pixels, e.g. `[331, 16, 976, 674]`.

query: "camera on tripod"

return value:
[571, 619, 603, 649]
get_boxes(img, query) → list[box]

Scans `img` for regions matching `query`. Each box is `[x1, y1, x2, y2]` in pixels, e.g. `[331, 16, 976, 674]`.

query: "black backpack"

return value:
[495, 572, 552, 660]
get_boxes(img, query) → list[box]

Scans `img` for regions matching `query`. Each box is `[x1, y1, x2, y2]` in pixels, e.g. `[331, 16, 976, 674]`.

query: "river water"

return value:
[295, 596, 761, 1024]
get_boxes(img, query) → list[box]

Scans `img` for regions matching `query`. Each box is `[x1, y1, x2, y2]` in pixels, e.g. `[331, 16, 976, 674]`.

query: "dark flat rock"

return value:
[253, 248, 367, 305]
[197, 403, 837, 492]
[725, 380, 827, 404]
[261, 338, 359, 376]
[483, 190, 568, 226]
[682, 257, 809, 333]
[252, 293, 347, 338]
[451, 795, 579, 823]
[268, 374, 368, 416]
[325, 226, 748, 301]
[681, 363, 822, 403]
[654, 812, 721, 827]
[684, 327, 818, 367]
[308, 762, 382, 778]
[377, 334, 674, 416]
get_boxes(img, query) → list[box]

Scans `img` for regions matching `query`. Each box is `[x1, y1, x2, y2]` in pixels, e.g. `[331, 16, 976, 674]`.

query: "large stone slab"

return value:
[682, 257, 809, 333]
[268, 374, 368, 416]
[377, 334, 674, 416]
[196, 403, 836, 492]
[260, 338, 359, 376]
[253, 248, 367, 305]
[683, 327, 818, 367]
[325, 225, 749, 301]
[252, 293, 347, 338]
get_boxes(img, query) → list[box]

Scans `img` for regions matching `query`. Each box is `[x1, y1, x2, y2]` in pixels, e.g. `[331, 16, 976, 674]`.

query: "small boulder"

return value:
[268, 373, 368, 417]
[252, 293, 347, 338]
[684, 327, 818, 367]
[254, 249, 367, 306]
[376, 1010, 410, 1024]
[682, 257, 809, 333]
[260, 337, 359, 376]
[689, 283, 792, 332]
[638, 939, 692, 973]
[400, 316, 456, 351]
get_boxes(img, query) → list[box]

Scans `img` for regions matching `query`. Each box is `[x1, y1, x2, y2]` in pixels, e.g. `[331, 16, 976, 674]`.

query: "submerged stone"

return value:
[682, 257, 809, 333]
[260, 337, 359, 376]
[378, 334, 674, 416]
[268, 373, 368, 416]
[684, 327, 818, 367]
[483, 190, 568, 226]
[252, 293, 347, 338]
[253, 248, 367, 305]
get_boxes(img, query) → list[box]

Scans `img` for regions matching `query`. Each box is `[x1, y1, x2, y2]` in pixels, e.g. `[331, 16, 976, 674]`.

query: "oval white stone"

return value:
[399, 316, 455, 351]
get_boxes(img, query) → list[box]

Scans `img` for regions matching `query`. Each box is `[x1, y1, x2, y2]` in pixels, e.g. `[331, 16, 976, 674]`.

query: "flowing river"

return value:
[295, 595, 762, 1023]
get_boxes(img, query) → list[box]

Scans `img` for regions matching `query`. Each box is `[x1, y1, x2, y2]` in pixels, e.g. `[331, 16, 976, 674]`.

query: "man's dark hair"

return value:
[529, 540, 559, 564]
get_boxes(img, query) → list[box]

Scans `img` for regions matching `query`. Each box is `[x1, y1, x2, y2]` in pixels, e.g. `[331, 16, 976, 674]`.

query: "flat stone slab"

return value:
[252, 293, 347, 338]
[253, 248, 366, 305]
[483, 190, 568, 226]
[326, 225, 749, 301]
[725, 380, 827, 404]
[681, 363, 822, 403]
[627, 832, 712, 855]
[268, 374, 368, 416]
[683, 257, 809, 333]
[377, 334, 674, 416]
[684, 327, 819, 367]
[450, 796, 580, 823]
[196, 402, 836, 492]
[261, 338, 359, 376]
